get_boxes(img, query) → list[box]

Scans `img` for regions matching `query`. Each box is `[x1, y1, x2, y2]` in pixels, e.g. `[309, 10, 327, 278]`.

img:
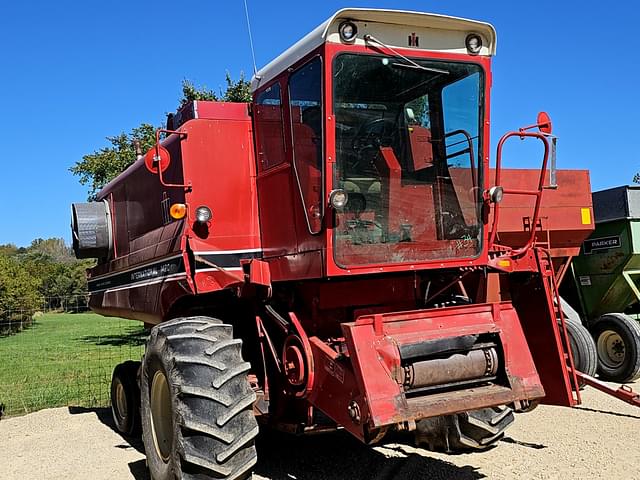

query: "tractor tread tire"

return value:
[415, 406, 514, 452]
[110, 360, 142, 437]
[141, 316, 258, 480]
[592, 313, 640, 383]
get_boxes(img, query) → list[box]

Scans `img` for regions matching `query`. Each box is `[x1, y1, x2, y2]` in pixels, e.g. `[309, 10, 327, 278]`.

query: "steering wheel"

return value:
[352, 118, 396, 151]
[349, 118, 396, 175]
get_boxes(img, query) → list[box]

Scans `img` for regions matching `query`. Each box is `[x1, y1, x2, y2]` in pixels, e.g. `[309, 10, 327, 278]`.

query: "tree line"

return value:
[0, 238, 92, 334]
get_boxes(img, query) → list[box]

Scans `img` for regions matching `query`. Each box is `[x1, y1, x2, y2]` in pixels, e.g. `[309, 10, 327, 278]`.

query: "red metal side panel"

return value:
[179, 115, 262, 293]
[193, 101, 250, 122]
[181, 117, 260, 252]
[511, 267, 577, 407]
[494, 168, 594, 257]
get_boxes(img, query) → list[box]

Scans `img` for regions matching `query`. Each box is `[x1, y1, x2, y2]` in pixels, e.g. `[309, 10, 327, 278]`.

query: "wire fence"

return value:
[0, 295, 146, 417]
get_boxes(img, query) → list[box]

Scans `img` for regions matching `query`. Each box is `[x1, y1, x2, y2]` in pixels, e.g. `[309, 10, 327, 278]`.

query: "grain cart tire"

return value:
[140, 316, 258, 480]
[563, 319, 598, 382]
[111, 360, 142, 437]
[415, 406, 514, 452]
[591, 313, 640, 383]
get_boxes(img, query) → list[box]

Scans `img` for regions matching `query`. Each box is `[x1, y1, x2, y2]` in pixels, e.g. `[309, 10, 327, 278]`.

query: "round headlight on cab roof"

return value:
[339, 21, 358, 43]
[465, 33, 483, 55]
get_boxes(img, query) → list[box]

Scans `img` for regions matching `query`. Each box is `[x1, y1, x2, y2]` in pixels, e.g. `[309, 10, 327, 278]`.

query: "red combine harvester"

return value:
[70, 9, 638, 480]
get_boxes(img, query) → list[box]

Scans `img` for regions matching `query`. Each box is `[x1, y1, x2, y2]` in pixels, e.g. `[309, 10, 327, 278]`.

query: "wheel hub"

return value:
[150, 370, 173, 462]
[115, 382, 128, 420]
[597, 330, 626, 368]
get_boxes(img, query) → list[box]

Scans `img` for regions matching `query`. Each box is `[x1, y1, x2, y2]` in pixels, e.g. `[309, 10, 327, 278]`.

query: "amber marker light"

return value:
[170, 203, 187, 219]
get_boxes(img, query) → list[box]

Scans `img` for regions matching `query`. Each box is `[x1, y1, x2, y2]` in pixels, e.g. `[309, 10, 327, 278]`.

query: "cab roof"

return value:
[251, 8, 497, 91]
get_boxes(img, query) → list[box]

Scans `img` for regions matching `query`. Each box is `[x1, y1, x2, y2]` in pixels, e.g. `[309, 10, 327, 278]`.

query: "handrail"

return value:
[489, 131, 550, 256]
[444, 129, 476, 189]
[154, 129, 190, 190]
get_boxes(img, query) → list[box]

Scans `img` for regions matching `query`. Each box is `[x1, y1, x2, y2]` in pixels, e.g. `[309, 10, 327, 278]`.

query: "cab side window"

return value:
[255, 83, 285, 170]
[289, 57, 323, 233]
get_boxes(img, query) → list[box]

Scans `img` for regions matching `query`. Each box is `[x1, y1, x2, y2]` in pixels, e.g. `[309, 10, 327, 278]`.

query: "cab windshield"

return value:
[333, 53, 484, 267]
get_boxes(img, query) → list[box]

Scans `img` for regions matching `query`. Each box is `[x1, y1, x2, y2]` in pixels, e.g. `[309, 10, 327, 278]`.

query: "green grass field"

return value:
[0, 313, 145, 417]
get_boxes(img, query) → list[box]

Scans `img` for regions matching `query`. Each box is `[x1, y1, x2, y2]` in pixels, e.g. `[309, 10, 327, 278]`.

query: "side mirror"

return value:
[536, 111, 553, 135]
[520, 112, 553, 135]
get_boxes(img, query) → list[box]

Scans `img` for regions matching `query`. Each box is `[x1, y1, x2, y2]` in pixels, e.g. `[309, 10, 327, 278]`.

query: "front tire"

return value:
[591, 313, 640, 383]
[140, 316, 258, 480]
[415, 406, 514, 452]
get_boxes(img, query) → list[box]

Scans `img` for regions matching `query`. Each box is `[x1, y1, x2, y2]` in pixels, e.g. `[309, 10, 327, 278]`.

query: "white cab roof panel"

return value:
[251, 8, 497, 91]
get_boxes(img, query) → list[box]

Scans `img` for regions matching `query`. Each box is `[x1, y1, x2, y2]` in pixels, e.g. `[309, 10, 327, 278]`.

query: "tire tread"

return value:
[140, 316, 258, 480]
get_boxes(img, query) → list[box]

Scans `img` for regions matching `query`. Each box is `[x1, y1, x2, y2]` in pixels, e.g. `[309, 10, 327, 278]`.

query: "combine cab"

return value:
[70, 9, 627, 480]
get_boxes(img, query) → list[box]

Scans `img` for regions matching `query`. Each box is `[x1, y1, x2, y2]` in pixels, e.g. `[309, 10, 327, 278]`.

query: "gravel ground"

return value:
[2, 381, 639, 480]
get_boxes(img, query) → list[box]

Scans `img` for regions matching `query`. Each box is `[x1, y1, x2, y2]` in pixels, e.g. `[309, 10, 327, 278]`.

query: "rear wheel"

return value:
[110, 360, 141, 437]
[564, 318, 598, 380]
[141, 316, 258, 480]
[415, 406, 514, 452]
[591, 313, 640, 383]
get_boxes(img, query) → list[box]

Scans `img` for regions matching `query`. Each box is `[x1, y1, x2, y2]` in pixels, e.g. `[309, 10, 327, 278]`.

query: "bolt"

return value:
[347, 400, 361, 424]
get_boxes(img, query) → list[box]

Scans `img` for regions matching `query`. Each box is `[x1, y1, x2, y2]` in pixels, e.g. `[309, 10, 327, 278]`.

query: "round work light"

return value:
[488, 186, 504, 204]
[465, 33, 483, 55]
[329, 189, 349, 209]
[339, 21, 358, 43]
[195, 205, 212, 223]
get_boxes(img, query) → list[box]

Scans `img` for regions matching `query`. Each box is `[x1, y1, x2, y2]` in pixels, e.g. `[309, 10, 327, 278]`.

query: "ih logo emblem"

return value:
[408, 32, 419, 47]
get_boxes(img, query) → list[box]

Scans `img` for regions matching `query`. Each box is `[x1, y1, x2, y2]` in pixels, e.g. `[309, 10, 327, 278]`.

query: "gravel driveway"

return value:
[3, 381, 639, 479]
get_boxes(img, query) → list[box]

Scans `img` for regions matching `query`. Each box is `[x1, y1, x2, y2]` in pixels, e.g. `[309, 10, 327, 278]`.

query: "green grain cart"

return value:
[565, 185, 640, 383]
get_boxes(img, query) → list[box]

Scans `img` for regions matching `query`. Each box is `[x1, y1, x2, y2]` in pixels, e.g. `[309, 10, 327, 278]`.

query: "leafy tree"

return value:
[27, 238, 74, 263]
[69, 123, 157, 200]
[0, 252, 43, 333]
[71, 74, 252, 199]
[0, 244, 20, 256]
[19, 238, 91, 310]
[180, 80, 218, 105]
[221, 72, 251, 102]
[0, 238, 92, 315]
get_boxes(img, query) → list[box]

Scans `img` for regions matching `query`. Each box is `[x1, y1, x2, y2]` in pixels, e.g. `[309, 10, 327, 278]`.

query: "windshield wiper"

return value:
[391, 62, 449, 75]
[364, 34, 450, 75]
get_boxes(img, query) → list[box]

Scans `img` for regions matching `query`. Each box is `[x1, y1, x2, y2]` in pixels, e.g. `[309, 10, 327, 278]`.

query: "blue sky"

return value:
[1, 1, 638, 247]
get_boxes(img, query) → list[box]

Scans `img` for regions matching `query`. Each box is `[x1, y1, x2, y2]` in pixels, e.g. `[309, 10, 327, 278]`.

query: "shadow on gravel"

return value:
[69, 406, 150, 479]
[254, 429, 485, 479]
[501, 436, 546, 450]
[68, 406, 145, 454]
[573, 406, 640, 420]
[128, 459, 150, 480]
[80, 329, 147, 347]
[68, 407, 486, 479]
